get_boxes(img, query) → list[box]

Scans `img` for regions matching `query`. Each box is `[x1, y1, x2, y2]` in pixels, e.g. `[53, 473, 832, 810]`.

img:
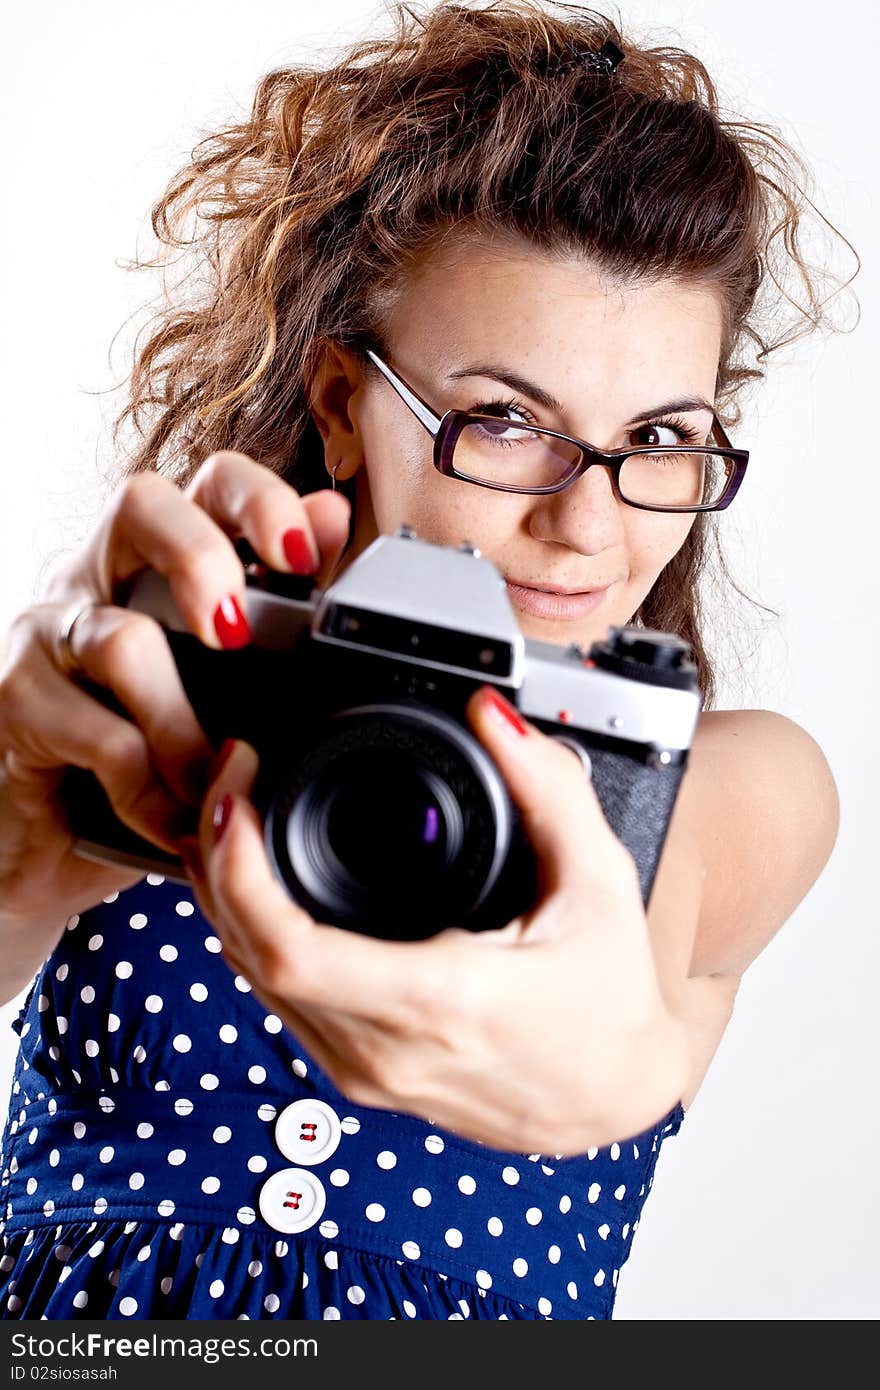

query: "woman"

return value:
[0, 1, 849, 1320]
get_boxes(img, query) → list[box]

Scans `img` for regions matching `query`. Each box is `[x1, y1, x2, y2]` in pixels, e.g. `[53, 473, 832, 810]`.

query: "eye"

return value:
[629, 416, 703, 448]
[470, 397, 537, 425]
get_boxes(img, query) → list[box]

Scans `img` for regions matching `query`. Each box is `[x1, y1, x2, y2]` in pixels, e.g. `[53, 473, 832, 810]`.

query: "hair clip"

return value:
[567, 39, 625, 75]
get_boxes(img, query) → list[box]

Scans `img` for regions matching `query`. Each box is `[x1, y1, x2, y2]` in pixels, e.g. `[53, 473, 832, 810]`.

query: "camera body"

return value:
[62, 528, 702, 940]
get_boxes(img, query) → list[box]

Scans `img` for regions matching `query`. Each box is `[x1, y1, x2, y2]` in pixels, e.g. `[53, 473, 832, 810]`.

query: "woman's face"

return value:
[316, 234, 723, 650]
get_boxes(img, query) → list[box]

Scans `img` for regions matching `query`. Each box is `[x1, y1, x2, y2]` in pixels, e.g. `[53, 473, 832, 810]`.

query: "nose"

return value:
[528, 461, 625, 553]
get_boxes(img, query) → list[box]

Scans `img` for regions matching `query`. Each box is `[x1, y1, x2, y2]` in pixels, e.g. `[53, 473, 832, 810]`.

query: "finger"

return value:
[465, 685, 629, 894]
[198, 740, 447, 1027]
[185, 451, 351, 587]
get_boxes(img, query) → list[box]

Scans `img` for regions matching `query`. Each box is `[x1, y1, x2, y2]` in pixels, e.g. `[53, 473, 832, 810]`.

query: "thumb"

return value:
[466, 684, 624, 893]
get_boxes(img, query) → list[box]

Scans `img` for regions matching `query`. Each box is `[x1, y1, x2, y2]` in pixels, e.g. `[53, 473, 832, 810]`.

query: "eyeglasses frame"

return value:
[362, 346, 749, 513]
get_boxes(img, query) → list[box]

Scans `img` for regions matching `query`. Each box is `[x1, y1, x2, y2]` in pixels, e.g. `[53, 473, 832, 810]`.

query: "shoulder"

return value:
[682, 708, 840, 978]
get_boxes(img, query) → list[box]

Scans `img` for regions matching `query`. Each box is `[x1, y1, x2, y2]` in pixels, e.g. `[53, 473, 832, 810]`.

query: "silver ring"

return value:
[551, 734, 593, 779]
[55, 597, 101, 677]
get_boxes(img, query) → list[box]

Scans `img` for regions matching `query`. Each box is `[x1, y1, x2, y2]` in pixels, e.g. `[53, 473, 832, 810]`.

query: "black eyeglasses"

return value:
[363, 347, 748, 513]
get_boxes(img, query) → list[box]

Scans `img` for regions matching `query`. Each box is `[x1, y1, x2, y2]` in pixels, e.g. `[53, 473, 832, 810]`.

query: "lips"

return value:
[503, 578, 614, 622]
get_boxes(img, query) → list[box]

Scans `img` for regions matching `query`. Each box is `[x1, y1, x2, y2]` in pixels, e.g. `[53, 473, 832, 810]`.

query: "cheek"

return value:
[626, 513, 695, 575]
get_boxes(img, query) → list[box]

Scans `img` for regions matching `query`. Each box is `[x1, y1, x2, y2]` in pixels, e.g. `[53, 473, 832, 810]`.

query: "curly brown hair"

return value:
[111, 0, 856, 708]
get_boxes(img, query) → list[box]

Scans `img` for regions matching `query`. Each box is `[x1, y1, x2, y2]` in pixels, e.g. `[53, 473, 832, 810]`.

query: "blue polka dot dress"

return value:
[0, 875, 683, 1320]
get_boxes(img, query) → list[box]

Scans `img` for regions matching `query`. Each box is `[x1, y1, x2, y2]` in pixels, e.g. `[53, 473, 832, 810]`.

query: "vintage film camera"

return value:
[62, 528, 702, 940]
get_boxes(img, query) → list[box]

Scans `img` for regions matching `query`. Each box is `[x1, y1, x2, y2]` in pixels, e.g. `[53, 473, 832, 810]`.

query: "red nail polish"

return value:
[213, 595, 252, 650]
[482, 685, 529, 736]
[213, 793, 233, 844]
[282, 528, 318, 575]
[212, 738, 237, 781]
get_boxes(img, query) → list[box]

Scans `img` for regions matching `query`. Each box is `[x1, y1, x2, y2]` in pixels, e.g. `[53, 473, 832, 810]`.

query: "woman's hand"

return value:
[181, 687, 690, 1154]
[0, 452, 349, 994]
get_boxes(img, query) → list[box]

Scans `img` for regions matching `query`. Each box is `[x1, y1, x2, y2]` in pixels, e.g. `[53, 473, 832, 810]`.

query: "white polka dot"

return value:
[159, 945, 178, 962]
[340, 1116, 359, 1135]
[513, 1258, 528, 1277]
[323, 1308, 340, 1320]
[57, 1017, 68, 1035]
[292, 1058, 308, 1078]
[157, 1200, 175, 1217]
[329, 1169, 349, 1187]
[49, 1149, 60, 1168]
[160, 1277, 173, 1295]
[93, 1198, 107, 1215]
[173, 1098, 193, 1117]
[476, 1269, 493, 1290]
[73, 1291, 88, 1309]
[212, 1126, 232, 1144]
[587, 1146, 599, 1160]
[7, 1295, 22, 1312]
[175, 900, 194, 917]
[615, 1183, 626, 1200]
[558, 1194, 571, 1213]
[80, 985, 95, 1004]
[204, 935, 222, 953]
[189, 982, 208, 1001]
[424, 1134, 444, 1154]
[377, 1150, 397, 1170]
[201, 1177, 220, 1194]
[502, 1166, 520, 1185]
[247, 1155, 268, 1174]
[145, 995, 164, 1013]
[170, 1224, 185, 1240]
[264, 1293, 280, 1313]
[119, 1297, 138, 1316]
[567, 1280, 578, 1298]
[248, 1065, 266, 1084]
[137, 1123, 154, 1139]
[458, 1175, 476, 1195]
[115, 961, 133, 979]
[87, 937, 102, 954]
[403, 1300, 417, 1318]
[167, 1150, 186, 1166]
[248, 1261, 262, 1277]
[209, 1279, 224, 1298]
[347, 1285, 366, 1305]
[444, 1228, 463, 1248]
[218, 1025, 238, 1044]
[264, 1014, 282, 1034]
[88, 1241, 105, 1259]
[610, 1142, 621, 1160]
[622, 1223, 630, 1239]
[538, 1296, 552, 1315]
[598, 1223, 610, 1240]
[365, 1203, 385, 1222]
[588, 1182, 601, 1203]
[401, 1241, 421, 1260]
[257, 1104, 277, 1122]
[487, 1217, 503, 1236]
[98, 1146, 114, 1164]
[594, 1269, 606, 1287]
[129, 912, 148, 930]
[412, 1187, 432, 1207]
[318, 1220, 338, 1239]
[234, 974, 252, 993]
[71, 1174, 84, 1192]
[172, 1034, 192, 1053]
[200, 1074, 219, 1090]
[85, 1040, 100, 1058]
[107, 1014, 120, 1033]
[525, 1207, 542, 1225]
[324, 1251, 339, 1270]
[136, 1246, 152, 1263]
[26, 1178, 37, 1194]
[132, 1046, 146, 1064]
[237, 1207, 256, 1226]
[128, 1172, 145, 1190]
[548, 1244, 561, 1264]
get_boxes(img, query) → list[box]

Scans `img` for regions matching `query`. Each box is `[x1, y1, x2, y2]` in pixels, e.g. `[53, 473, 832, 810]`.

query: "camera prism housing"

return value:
[61, 527, 702, 940]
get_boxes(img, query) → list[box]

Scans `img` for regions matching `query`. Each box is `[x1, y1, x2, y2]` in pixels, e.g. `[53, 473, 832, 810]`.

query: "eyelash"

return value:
[470, 398, 705, 446]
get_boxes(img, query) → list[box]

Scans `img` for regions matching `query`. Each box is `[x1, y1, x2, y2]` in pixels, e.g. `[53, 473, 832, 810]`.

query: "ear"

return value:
[306, 341, 368, 486]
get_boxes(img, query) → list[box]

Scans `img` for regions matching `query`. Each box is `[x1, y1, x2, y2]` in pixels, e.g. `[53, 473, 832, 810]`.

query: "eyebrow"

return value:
[447, 362, 715, 425]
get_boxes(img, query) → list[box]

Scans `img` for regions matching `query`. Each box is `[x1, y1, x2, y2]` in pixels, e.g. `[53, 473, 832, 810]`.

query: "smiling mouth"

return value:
[504, 578, 614, 595]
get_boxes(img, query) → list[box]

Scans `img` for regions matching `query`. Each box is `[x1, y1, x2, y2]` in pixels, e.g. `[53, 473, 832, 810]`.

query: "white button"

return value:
[258, 1168, 326, 1234]
[275, 1099, 342, 1166]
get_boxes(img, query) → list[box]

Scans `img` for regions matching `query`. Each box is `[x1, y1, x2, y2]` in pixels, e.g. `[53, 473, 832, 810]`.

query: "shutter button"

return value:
[258, 1167, 327, 1234]
[274, 1099, 342, 1166]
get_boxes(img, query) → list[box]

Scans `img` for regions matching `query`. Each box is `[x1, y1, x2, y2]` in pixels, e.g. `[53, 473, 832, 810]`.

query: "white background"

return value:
[1, 0, 877, 1319]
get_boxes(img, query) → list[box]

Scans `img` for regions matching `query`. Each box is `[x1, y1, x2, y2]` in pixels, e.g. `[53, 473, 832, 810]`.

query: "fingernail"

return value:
[282, 528, 318, 575]
[213, 792, 234, 845]
[213, 595, 252, 649]
[482, 685, 529, 737]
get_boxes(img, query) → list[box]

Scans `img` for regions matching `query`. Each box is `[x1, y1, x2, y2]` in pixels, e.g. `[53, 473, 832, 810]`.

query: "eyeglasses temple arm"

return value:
[365, 348, 443, 435]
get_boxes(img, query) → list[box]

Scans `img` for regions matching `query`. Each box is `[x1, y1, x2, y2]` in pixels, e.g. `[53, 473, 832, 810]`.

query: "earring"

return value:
[330, 460, 342, 492]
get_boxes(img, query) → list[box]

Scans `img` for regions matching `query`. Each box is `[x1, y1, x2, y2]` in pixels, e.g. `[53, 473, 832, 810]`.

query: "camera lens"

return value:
[264, 703, 512, 939]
